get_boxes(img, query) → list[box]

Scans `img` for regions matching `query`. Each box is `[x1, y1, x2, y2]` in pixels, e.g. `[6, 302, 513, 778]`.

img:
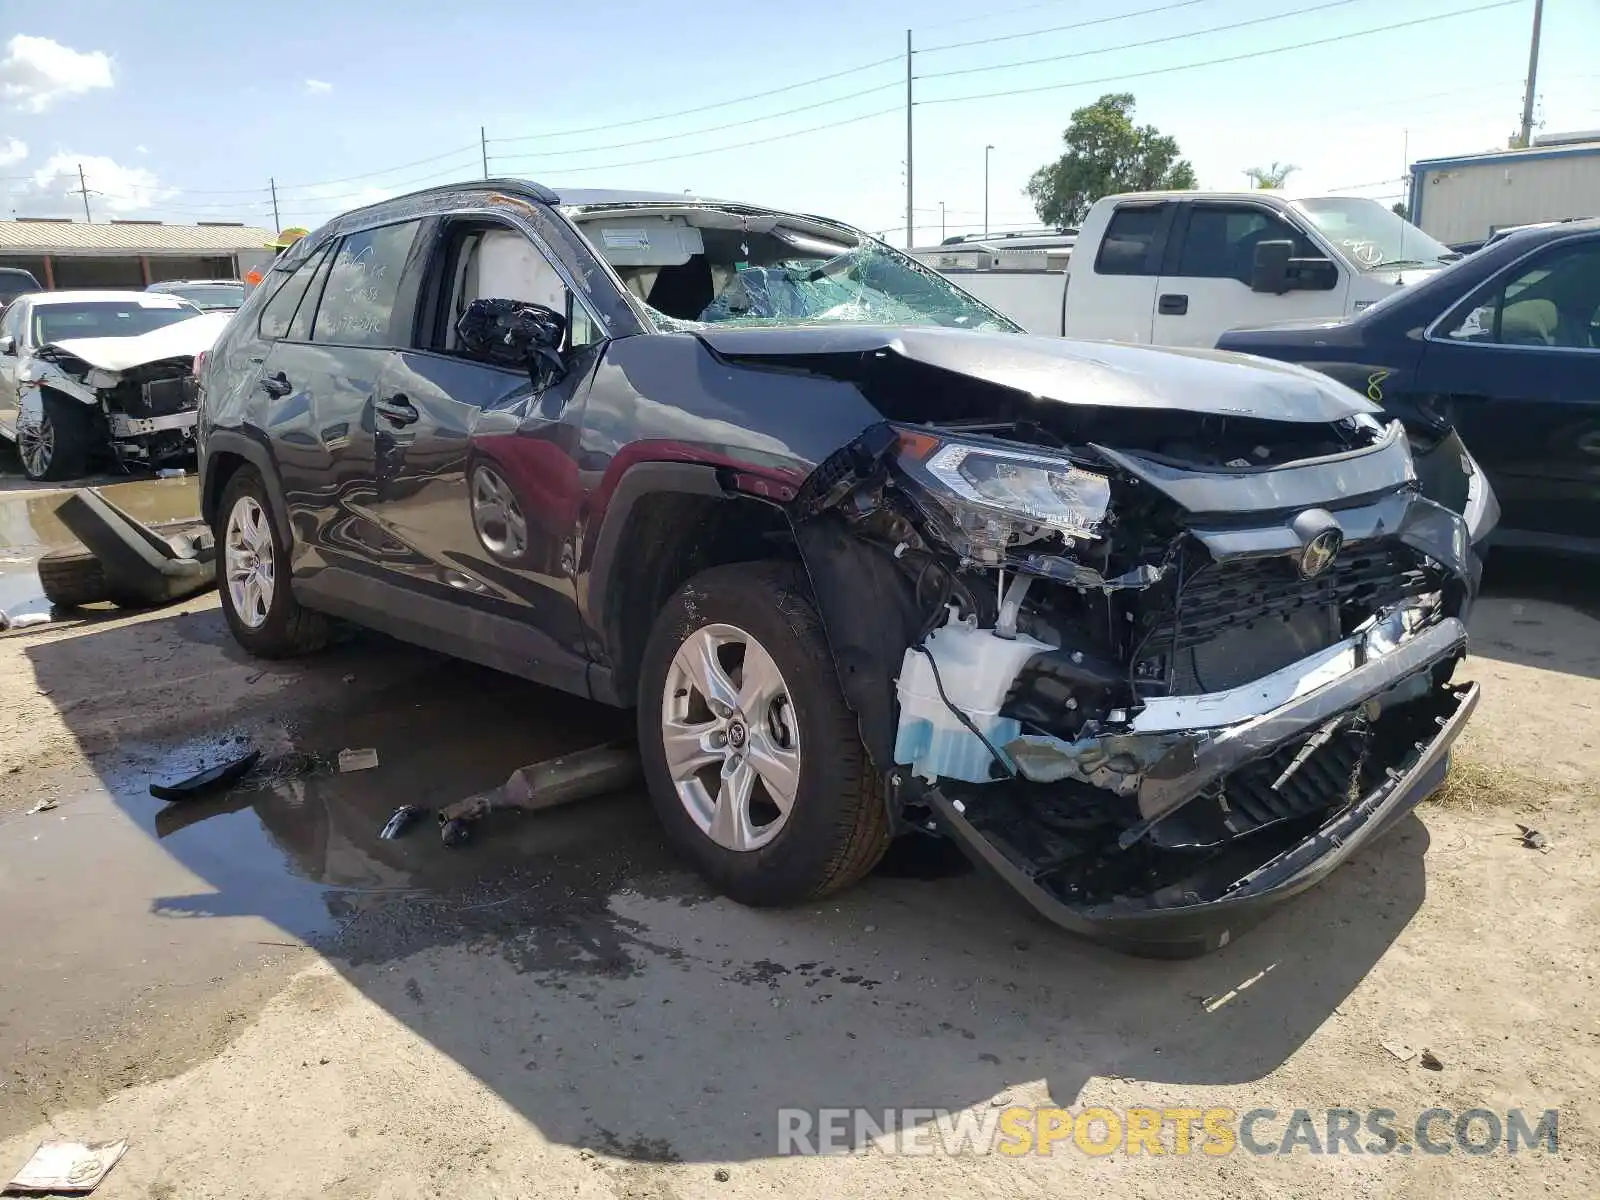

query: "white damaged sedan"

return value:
[0, 290, 230, 481]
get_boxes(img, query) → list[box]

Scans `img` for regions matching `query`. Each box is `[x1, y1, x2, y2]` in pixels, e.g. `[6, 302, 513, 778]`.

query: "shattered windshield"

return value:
[574, 207, 1020, 333]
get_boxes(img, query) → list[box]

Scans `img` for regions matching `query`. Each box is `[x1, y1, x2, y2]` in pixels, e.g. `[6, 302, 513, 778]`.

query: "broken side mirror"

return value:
[456, 297, 568, 389]
[1250, 240, 1293, 294]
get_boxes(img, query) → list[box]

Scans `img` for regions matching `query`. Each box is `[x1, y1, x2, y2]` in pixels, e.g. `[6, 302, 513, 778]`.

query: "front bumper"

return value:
[916, 659, 1477, 958]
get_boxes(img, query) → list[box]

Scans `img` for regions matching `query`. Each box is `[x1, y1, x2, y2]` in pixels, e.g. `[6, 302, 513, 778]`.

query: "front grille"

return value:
[1220, 724, 1371, 832]
[1158, 546, 1426, 653]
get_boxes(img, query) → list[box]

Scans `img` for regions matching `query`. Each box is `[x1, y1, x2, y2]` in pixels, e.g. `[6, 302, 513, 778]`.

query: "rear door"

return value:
[1153, 201, 1349, 347]
[363, 214, 606, 683]
[1420, 233, 1600, 548]
[1066, 201, 1172, 343]
[260, 220, 427, 574]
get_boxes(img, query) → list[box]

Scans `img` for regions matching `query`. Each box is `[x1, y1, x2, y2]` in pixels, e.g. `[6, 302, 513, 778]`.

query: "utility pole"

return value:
[481, 126, 490, 179]
[269, 177, 281, 234]
[74, 163, 92, 222]
[984, 145, 995, 235]
[1518, 0, 1544, 147]
[905, 30, 914, 249]
[939, 201, 946, 242]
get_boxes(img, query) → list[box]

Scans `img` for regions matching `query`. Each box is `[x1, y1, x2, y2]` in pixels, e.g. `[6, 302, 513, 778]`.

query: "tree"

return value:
[1390, 201, 1409, 218]
[1026, 93, 1197, 227]
[1245, 161, 1297, 189]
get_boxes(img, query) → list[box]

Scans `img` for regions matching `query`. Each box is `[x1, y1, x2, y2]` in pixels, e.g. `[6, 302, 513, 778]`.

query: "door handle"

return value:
[259, 370, 291, 398]
[1158, 293, 1188, 315]
[375, 394, 419, 426]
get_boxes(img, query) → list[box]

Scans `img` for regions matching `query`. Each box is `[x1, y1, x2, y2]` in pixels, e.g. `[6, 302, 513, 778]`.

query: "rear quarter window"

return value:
[1095, 206, 1165, 276]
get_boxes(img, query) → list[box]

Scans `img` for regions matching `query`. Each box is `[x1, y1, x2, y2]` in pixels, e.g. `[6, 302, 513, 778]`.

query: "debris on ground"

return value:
[1419, 1049, 1444, 1071]
[379, 805, 427, 840]
[1381, 1041, 1417, 1063]
[7, 613, 52, 630]
[435, 741, 642, 847]
[148, 748, 261, 802]
[713, 1168, 731, 1182]
[25, 798, 59, 815]
[155, 468, 187, 479]
[53, 488, 215, 609]
[1517, 823, 1550, 852]
[6, 1138, 128, 1194]
[338, 747, 380, 773]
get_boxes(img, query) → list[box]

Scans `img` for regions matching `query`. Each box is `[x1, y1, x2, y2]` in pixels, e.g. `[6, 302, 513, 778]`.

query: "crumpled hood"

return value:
[42, 311, 232, 373]
[695, 326, 1378, 423]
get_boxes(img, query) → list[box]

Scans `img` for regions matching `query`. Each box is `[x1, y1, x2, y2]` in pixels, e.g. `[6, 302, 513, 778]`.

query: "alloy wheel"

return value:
[224, 495, 276, 629]
[18, 414, 53, 478]
[661, 622, 801, 852]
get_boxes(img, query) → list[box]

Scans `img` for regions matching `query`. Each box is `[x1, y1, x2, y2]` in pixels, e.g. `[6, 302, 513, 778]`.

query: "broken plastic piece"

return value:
[149, 748, 261, 802]
[54, 488, 215, 607]
[26, 798, 58, 815]
[338, 747, 380, 772]
[6, 1138, 128, 1194]
[379, 805, 427, 840]
[8, 613, 51, 629]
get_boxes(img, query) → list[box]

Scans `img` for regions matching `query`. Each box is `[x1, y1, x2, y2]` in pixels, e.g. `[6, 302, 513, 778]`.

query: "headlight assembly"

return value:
[897, 431, 1112, 563]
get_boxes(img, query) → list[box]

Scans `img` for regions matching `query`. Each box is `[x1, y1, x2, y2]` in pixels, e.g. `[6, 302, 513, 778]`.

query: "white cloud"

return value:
[0, 136, 25, 167]
[303, 79, 332, 95]
[0, 35, 113, 113]
[135, 144, 148, 154]
[17, 153, 168, 216]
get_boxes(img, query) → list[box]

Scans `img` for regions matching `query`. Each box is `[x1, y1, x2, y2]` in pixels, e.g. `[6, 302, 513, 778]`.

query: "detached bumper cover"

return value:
[922, 675, 1478, 956]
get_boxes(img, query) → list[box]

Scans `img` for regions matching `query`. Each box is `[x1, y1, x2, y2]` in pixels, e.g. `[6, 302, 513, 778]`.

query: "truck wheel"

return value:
[637, 561, 890, 905]
[19, 391, 93, 482]
[37, 547, 110, 608]
[216, 465, 329, 657]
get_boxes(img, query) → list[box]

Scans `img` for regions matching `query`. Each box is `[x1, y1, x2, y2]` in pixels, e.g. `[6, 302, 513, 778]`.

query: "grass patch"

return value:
[1428, 752, 1598, 814]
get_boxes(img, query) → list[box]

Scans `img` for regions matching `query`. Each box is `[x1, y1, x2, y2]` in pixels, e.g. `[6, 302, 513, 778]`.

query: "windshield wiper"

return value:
[1369, 258, 1427, 270]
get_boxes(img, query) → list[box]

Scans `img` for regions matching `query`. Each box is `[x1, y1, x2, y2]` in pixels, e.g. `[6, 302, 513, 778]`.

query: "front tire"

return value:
[19, 392, 93, 482]
[637, 561, 890, 906]
[216, 466, 329, 658]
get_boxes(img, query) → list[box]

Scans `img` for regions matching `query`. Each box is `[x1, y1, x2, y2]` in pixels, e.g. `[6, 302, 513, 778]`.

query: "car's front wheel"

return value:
[216, 465, 329, 657]
[18, 391, 93, 482]
[637, 561, 891, 905]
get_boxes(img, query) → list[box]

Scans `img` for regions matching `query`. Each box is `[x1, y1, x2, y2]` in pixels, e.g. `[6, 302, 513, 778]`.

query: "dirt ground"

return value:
[0, 469, 1595, 1197]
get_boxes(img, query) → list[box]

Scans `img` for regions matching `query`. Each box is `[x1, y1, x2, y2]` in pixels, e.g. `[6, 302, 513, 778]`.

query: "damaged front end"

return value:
[24, 314, 228, 470]
[792, 398, 1484, 957]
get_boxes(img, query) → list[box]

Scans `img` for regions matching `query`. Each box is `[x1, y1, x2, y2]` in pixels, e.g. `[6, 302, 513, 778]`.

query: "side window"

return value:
[1445, 240, 1600, 349]
[313, 220, 423, 347]
[1095, 205, 1166, 276]
[286, 249, 336, 342]
[440, 225, 603, 358]
[1177, 205, 1318, 284]
[257, 245, 330, 341]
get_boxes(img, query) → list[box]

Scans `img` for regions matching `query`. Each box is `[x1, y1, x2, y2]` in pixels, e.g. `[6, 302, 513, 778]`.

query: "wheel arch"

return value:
[584, 462, 798, 707]
[201, 429, 290, 537]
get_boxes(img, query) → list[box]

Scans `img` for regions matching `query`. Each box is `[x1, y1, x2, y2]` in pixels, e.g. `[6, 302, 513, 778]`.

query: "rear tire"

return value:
[637, 561, 890, 906]
[19, 391, 93, 482]
[215, 466, 329, 657]
[37, 547, 109, 608]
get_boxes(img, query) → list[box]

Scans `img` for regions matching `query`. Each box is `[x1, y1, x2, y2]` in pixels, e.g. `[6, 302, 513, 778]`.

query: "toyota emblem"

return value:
[1298, 528, 1343, 579]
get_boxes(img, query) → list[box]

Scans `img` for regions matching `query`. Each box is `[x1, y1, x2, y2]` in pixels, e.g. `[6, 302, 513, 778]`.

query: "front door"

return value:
[1419, 234, 1600, 549]
[365, 218, 605, 680]
[0, 301, 26, 432]
[1152, 202, 1350, 348]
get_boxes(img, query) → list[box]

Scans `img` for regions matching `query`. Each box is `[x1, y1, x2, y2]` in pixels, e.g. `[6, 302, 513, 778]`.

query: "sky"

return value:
[0, 0, 1596, 247]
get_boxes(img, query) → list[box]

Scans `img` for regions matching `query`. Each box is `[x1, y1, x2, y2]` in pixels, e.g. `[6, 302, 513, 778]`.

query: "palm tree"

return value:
[1245, 162, 1297, 189]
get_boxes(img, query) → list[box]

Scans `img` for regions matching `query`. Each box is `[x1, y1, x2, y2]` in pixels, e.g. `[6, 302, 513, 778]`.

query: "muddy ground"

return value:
[0, 466, 1596, 1198]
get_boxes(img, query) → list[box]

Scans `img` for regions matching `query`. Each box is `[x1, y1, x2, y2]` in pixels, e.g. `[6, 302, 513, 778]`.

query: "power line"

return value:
[919, 0, 1368, 82]
[488, 81, 900, 159]
[918, 0, 1125, 32]
[918, 0, 1523, 106]
[918, 0, 1211, 54]
[490, 55, 901, 146]
[495, 107, 900, 175]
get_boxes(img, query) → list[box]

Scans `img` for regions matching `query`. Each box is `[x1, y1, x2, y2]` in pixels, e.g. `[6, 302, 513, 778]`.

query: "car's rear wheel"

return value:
[216, 466, 329, 657]
[637, 561, 890, 905]
[19, 392, 92, 482]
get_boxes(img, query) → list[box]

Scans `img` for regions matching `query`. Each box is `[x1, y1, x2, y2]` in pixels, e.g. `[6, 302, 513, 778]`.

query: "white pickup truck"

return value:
[913, 191, 1459, 346]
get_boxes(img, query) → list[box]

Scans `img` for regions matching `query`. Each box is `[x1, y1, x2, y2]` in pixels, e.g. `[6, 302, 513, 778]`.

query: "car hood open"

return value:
[695, 326, 1377, 424]
[42, 311, 232, 373]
